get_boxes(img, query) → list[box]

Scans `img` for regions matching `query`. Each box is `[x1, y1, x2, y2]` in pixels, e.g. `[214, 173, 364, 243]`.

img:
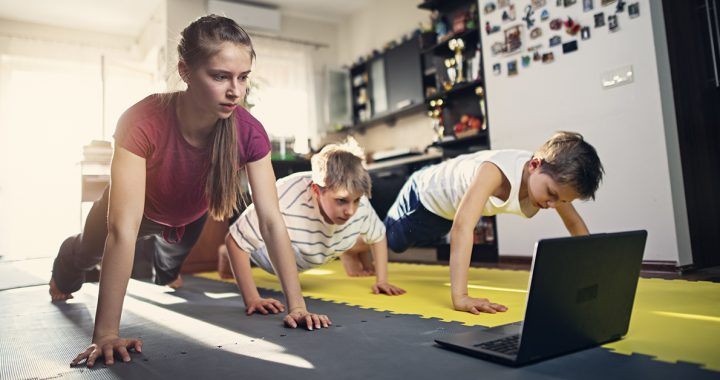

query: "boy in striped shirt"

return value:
[226, 139, 406, 315]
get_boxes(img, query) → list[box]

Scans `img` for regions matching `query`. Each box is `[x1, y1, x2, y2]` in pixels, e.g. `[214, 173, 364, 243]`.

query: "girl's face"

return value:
[313, 185, 363, 225]
[526, 158, 581, 209]
[183, 42, 253, 120]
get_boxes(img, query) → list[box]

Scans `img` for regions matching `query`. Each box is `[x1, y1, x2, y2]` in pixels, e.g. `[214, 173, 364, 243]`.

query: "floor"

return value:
[1, 255, 719, 380]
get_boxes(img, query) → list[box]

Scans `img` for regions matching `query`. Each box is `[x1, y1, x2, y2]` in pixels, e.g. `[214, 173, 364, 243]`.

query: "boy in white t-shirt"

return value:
[384, 131, 604, 315]
[226, 139, 406, 315]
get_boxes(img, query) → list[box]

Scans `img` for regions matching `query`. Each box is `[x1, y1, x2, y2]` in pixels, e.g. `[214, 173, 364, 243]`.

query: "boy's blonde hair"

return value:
[311, 138, 372, 197]
[535, 131, 604, 200]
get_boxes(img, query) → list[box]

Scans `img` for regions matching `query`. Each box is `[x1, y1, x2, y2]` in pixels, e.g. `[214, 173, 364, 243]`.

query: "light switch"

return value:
[601, 65, 634, 89]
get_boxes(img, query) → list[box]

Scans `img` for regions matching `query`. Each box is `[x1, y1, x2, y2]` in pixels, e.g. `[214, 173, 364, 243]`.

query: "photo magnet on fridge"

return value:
[581, 26, 591, 40]
[608, 14, 619, 31]
[507, 60, 518, 76]
[542, 52, 555, 63]
[629, 2, 640, 18]
[562, 40, 578, 54]
[549, 35, 562, 47]
[594, 12, 606, 27]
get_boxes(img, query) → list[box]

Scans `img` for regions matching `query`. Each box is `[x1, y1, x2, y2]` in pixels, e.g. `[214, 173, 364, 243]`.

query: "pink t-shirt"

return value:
[114, 94, 270, 227]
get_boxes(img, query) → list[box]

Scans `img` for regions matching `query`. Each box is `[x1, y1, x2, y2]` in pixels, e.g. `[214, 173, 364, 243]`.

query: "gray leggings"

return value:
[52, 187, 207, 294]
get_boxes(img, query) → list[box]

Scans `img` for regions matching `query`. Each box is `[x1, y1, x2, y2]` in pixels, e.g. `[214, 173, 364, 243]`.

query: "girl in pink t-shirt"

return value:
[49, 15, 330, 368]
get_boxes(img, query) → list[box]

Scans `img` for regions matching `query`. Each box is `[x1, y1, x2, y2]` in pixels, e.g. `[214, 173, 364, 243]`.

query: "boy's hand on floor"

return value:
[245, 297, 285, 315]
[372, 282, 407, 296]
[453, 295, 508, 314]
[284, 308, 332, 330]
[70, 334, 143, 367]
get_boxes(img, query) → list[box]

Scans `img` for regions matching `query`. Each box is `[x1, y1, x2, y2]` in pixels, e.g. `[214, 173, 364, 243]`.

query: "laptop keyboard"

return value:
[474, 334, 520, 356]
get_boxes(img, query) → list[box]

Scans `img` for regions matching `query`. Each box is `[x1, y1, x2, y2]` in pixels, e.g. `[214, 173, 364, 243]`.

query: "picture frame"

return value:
[594, 12, 606, 27]
[583, 0, 593, 12]
[608, 14, 619, 31]
[581, 26, 591, 40]
[531, 0, 547, 9]
[504, 24, 524, 55]
[629, 2, 640, 18]
[507, 60, 518, 76]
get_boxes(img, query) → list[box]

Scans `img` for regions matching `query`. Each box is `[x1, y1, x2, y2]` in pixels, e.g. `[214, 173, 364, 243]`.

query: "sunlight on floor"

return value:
[653, 311, 720, 323]
[83, 283, 315, 369]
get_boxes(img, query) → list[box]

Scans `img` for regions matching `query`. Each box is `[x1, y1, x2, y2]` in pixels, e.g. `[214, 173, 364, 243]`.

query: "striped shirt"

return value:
[229, 172, 386, 273]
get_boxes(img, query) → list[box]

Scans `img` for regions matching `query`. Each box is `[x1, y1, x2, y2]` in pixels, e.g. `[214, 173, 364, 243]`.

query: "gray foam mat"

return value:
[0, 258, 52, 291]
[1, 275, 717, 380]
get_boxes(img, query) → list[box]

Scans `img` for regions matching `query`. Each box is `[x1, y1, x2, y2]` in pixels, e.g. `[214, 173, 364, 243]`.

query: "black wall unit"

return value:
[348, 35, 426, 130]
[419, 0, 488, 156]
[385, 36, 425, 112]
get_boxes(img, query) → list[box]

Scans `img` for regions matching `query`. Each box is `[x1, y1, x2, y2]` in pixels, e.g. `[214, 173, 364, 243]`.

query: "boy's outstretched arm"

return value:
[224, 234, 285, 315]
[370, 238, 406, 296]
[450, 163, 508, 315]
[556, 202, 589, 236]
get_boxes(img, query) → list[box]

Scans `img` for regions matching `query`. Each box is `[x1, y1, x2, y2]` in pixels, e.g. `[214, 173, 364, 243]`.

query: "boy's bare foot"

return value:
[49, 277, 73, 301]
[340, 251, 375, 277]
[168, 274, 184, 289]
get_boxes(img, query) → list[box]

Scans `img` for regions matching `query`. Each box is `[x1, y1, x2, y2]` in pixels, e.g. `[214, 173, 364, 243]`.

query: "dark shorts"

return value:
[383, 174, 453, 253]
[52, 187, 207, 293]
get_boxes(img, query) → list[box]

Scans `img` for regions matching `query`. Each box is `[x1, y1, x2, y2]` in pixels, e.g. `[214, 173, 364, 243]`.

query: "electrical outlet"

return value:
[601, 65, 634, 89]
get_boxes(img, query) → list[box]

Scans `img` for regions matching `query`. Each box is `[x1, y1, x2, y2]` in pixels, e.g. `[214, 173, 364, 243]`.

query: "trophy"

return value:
[428, 99, 445, 141]
[448, 38, 466, 83]
[443, 58, 457, 89]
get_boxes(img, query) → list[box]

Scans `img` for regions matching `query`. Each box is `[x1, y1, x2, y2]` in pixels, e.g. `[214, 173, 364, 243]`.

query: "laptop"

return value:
[435, 230, 648, 366]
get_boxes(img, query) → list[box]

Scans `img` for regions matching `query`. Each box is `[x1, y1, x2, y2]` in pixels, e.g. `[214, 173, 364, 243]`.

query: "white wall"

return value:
[481, 0, 687, 263]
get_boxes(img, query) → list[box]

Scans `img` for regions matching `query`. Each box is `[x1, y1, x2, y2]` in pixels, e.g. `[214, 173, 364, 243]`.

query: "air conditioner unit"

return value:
[207, 0, 281, 34]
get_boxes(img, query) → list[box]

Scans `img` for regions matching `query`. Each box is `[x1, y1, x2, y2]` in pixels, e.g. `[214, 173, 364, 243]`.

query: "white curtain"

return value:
[248, 35, 318, 154]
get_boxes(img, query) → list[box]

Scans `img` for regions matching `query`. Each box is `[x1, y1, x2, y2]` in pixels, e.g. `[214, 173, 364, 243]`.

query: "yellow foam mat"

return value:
[197, 261, 720, 371]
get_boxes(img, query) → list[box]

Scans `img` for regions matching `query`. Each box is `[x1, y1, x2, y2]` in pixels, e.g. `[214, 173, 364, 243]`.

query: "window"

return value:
[247, 36, 318, 155]
[0, 54, 158, 259]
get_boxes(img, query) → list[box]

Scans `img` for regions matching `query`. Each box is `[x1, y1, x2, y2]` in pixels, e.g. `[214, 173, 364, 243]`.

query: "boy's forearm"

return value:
[225, 238, 262, 302]
[372, 239, 389, 284]
[93, 233, 135, 340]
[449, 226, 474, 303]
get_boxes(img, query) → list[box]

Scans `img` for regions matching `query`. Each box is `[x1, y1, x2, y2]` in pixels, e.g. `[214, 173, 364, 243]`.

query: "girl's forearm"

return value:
[261, 223, 307, 311]
[92, 233, 136, 340]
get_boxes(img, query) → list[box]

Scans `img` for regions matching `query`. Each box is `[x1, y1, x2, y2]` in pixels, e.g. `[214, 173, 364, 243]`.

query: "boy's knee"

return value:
[385, 228, 409, 253]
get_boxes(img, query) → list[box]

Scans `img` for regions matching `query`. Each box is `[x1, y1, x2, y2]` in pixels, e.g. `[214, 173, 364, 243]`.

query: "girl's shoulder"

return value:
[233, 106, 265, 132]
[119, 93, 172, 126]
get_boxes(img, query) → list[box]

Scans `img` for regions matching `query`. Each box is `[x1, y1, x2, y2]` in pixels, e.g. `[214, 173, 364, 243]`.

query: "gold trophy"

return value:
[448, 38, 466, 83]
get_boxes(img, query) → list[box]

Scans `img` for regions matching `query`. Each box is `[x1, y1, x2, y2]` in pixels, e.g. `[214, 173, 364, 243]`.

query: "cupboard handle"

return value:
[705, 0, 720, 87]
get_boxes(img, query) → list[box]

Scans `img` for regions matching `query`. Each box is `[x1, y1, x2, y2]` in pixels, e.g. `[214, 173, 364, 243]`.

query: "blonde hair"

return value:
[311, 138, 372, 197]
[535, 131, 604, 200]
[177, 15, 255, 220]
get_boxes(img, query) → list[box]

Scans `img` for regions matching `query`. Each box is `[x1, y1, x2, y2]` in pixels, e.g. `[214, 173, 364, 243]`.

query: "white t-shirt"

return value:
[229, 172, 385, 274]
[413, 149, 539, 220]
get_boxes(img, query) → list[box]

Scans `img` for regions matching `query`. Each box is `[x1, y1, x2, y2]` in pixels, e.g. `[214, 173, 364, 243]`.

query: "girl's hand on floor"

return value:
[70, 335, 143, 367]
[284, 308, 332, 330]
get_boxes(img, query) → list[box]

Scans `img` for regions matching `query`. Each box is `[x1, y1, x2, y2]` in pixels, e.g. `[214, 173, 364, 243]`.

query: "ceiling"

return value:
[0, 0, 372, 37]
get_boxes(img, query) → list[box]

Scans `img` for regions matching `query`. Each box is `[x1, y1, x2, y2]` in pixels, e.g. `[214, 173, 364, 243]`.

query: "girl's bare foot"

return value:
[49, 277, 74, 301]
[168, 274, 184, 289]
